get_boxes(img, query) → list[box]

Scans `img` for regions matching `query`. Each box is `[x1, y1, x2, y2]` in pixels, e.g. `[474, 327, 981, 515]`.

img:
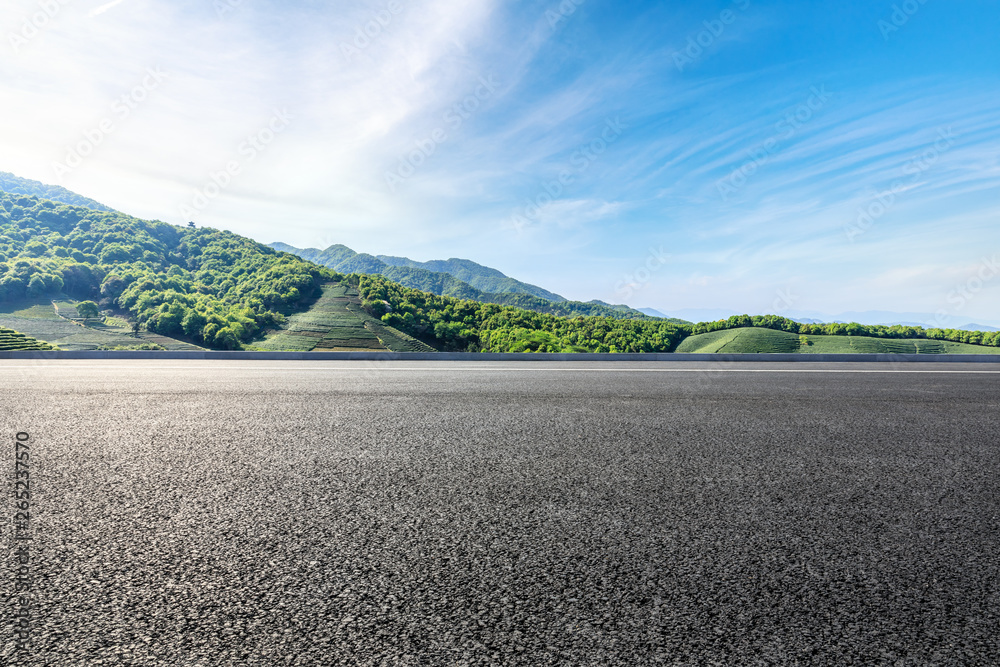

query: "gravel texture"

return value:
[2, 360, 999, 666]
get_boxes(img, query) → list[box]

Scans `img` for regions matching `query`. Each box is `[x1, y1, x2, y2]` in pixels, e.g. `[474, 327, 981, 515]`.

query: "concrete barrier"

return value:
[1, 351, 999, 362]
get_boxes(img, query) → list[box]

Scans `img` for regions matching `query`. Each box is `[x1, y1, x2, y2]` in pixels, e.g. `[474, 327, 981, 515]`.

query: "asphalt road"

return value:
[2, 361, 999, 666]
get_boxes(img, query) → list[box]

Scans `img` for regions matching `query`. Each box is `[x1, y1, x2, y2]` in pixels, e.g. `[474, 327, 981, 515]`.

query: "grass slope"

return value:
[675, 327, 1000, 355]
[675, 327, 801, 353]
[0, 298, 203, 351]
[800, 335, 1000, 355]
[0, 325, 56, 350]
[255, 282, 435, 352]
[1, 191, 330, 350]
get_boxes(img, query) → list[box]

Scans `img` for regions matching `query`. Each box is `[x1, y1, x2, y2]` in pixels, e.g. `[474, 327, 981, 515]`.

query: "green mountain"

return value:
[0, 171, 114, 212]
[271, 242, 656, 320]
[354, 274, 689, 352]
[0, 191, 330, 349]
[351, 284, 1000, 354]
[4, 177, 997, 355]
[375, 255, 565, 301]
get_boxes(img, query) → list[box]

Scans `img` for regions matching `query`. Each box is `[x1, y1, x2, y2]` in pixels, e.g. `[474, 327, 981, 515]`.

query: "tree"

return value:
[182, 309, 208, 339]
[76, 300, 99, 319]
[212, 326, 240, 350]
[26, 274, 46, 297]
[24, 241, 46, 257]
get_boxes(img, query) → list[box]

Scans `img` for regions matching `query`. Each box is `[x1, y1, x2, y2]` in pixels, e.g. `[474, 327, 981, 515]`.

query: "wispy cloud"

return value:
[0, 1, 997, 319]
[89, 0, 131, 18]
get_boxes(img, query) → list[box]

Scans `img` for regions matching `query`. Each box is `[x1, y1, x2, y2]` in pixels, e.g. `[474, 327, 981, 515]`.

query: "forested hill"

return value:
[271, 242, 658, 320]
[0, 192, 331, 349]
[353, 274, 1000, 353]
[7, 184, 994, 355]
[377, 255, 565, 302]
[355, 274, 690, 352]
[0, 172, 114, 212]
[274, 242, 563, 301]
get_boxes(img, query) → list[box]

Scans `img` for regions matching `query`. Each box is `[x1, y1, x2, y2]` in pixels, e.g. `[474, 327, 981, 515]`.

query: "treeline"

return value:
[0, 193, 332, 349]
[479, 292, 659, 320]
[6, 190, 997, 354]
[694, 314, 1000, 347]
[356, 279, 1000, 353]
[355, 274, 688, 352]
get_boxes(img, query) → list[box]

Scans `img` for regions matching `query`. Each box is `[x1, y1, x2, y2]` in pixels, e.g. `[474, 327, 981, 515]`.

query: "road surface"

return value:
[2, 361, 999, 665]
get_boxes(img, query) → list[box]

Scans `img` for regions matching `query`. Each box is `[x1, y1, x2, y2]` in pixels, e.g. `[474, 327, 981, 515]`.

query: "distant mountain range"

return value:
[1, 171, 992, 332]
[270, 243, 666, 321]
[271, 243, 565, 302]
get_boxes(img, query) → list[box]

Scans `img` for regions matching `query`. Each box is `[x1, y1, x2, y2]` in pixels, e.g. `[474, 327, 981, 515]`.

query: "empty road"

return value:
[2, 361, 999, 665]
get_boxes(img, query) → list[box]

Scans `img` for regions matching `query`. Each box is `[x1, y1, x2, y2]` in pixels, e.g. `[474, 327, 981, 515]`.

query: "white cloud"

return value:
[89, 0, 131, 18]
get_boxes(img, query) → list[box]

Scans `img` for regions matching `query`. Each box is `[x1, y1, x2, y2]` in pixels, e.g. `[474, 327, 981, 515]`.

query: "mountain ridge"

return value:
[270, 242, 659, 321]
[1, 185, 997, 354]
[0, 171, 114, 213]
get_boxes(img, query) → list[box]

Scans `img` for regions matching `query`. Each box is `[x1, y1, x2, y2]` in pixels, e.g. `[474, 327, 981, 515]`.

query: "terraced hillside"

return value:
[676, 327, 801, 353]
[255, 283, 435, 352]
[0, 326, 56, 350]
[0, 298, 203, 351]
[800, 335, 1000, 354]
[676, 327, 1000, 354]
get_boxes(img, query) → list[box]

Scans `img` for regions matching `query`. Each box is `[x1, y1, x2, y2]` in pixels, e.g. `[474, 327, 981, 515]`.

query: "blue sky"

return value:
[1, 0, 998, 323]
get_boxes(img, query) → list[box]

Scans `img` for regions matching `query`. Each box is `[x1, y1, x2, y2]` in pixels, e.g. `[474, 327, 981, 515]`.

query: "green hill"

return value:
[254, 282, 434, 353]
[4, 178, 998, 356]
[675, 327, 801, 353]
[675, 327, 1000, 355]
[275, 242, 565, 301]
[271, 242, 659, 320]
[375, 254, 566, 301]
[354, 274, 689, 353]
[0, 191, 330, 350]
[0, 172, 114, 212]
[0, 297, 203, 351]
